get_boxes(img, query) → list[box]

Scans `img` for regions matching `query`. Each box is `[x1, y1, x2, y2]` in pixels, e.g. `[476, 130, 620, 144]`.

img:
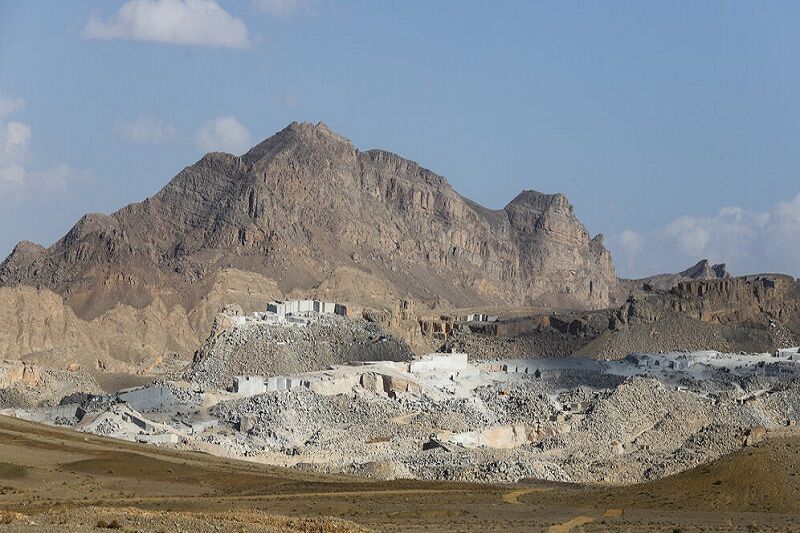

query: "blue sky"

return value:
[1, 0, 799, 278]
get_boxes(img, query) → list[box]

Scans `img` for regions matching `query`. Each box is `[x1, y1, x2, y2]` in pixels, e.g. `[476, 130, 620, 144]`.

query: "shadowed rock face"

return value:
[0, 121, 617, 323]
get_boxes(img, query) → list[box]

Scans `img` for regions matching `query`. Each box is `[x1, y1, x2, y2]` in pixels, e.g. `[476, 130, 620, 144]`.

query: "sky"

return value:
[1, 0, 799, 278]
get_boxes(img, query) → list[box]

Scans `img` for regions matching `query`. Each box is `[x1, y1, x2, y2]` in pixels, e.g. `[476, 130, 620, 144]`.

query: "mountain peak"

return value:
[264, 120, 346, 144]
[680, 259, 729, 280]
[506, 190, 569, 208]
[243, 121, 353, 164]
[1, 122, 618, 323]
[637, 258, 731, 291]
[0, 240, 46, 284]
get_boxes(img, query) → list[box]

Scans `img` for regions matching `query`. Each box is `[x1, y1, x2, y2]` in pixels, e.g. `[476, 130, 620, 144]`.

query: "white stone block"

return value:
[409, 353, 469, 374]
[233, 375, 265, 395]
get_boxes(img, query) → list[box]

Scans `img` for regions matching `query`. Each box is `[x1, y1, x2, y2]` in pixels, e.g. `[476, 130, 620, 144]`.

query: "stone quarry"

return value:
[189, 302, 414, 390]
[5, 301, 800, 486]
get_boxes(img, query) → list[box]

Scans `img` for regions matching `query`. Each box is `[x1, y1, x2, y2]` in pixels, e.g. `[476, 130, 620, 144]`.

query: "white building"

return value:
[465, 313, 499, 323]
[266, 299, 347, 319]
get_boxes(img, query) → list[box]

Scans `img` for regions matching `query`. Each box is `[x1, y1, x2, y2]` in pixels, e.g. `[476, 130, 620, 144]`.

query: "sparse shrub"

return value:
[0, 512, 25, 525]
[96, 518, 123, 529]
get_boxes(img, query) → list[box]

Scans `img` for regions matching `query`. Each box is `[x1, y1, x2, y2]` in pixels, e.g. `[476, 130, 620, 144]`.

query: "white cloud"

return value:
[252, 0, 314, 19]
[0, 92, 25, 118]
[663, 216, 712, 258]
[609, 196, 800, 278]
[24, 164, 80, 194]
[766, 194, 800, 274]
[612, 229, 643, 276]
[617, 229, 642, 254]
[84, 0, 251, 49]
[0, 92, 30, 186]
[116, 115, 177, 144]
[663, 207, 768, 267]
[0, 91, 79, 199]
[0, 120, 31, 186]
[194, 116, 252, 154]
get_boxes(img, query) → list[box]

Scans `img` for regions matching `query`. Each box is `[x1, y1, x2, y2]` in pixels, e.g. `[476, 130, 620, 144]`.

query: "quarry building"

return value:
[266, 299, 348, 319]
[226, 299, 349, 329]
[232, 352, 475, 397]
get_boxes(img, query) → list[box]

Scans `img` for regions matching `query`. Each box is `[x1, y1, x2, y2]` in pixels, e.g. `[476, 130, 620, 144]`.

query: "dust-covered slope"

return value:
[0, 270, 281, 371]
[6, 414, 800, 531]
[188, 307, 413, 389]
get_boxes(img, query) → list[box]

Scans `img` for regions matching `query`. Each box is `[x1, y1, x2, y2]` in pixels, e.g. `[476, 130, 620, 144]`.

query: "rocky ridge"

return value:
[633, 259, 730, 292]
[435, 273, 800, 360]
[0, 121, 617, 367]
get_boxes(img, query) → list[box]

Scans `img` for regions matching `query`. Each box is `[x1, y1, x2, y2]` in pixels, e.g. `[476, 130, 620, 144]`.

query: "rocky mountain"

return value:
[679, 259, 729, 281]
[633, 259, 730, 291]
[0, 122, 617, 368]
[439, 273, 800, 361]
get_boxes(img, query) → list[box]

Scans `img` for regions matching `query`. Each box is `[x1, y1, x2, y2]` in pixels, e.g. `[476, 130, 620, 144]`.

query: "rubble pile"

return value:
[0, 362, 103, 408]
[188, 313, 413, 389]
[7, 306, 800, 487]
[210, 382, 557, 482]
[202, 354, 800, 484]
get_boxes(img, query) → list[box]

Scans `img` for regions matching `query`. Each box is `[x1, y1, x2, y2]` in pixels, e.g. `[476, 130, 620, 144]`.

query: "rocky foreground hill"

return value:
[443, 273, 800, 359]
[0, 122, 617, 369]
[625, 258, 730, 292]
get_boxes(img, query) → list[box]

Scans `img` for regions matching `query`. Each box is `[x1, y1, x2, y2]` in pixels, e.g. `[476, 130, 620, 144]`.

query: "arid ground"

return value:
[2, 416, 800, 532]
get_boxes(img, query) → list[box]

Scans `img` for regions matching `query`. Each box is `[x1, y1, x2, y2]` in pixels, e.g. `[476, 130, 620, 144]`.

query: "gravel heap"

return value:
[187, 314, 414, 389]
[0, 368, 103, 408]
[447, 328, 594, 360]
[206, 369, 800, 485]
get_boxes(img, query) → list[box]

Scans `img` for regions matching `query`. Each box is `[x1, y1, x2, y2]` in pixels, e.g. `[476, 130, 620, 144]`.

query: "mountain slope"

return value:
[0, 121, 617, 366]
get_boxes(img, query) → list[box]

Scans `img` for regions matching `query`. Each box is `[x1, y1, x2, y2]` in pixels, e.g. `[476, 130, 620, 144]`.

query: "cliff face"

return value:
[0, 121, 618, 366]
[1, 122, 616, 313]
[669, 275, 800, 330]
[612, 274, 800, 345]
